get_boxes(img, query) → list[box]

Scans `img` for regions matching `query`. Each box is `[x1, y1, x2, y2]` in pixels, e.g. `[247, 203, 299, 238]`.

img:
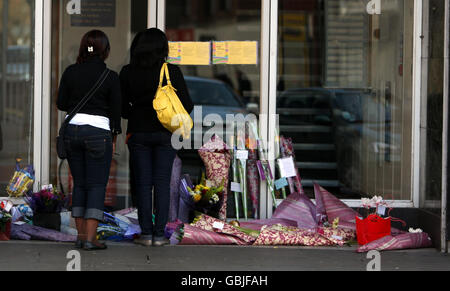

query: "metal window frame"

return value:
[33, 0, 52, 191]
[153, 0, 424, 219]
[441, 0, 449, 254]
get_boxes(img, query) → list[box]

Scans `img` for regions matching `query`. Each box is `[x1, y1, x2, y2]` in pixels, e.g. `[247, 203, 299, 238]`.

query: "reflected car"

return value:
[185, 76, 249, 143]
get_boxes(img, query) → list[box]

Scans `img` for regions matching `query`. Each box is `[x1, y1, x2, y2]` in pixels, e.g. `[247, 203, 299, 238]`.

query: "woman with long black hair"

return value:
[57, 30, 122, 251]
[120, 28, 193, 247]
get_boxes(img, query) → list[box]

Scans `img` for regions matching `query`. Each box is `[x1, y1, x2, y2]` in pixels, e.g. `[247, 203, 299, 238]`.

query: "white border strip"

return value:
[148, 0, 157, 28]
[33, 0, 43, 191]
[276, 199, 414, 208]
[442, 0, 449, 253]
[412, 0, 423, 209]
[259, 0, 270, 219]
[157, 0, 166, 31]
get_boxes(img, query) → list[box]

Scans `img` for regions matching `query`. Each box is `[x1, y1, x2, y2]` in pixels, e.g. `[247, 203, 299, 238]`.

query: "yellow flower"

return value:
[193, 194, 202, 203]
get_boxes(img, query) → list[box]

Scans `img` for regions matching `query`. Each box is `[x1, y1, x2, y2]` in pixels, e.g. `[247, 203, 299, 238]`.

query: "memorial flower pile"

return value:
[0, 210, 12, 233]
[24, 185, 67, 214]
[187, 174, 224, 218]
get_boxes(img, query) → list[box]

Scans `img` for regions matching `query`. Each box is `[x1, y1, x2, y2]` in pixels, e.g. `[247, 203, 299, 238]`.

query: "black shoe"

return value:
[75, 239, 84, 249]
[83, 241, 107, 251]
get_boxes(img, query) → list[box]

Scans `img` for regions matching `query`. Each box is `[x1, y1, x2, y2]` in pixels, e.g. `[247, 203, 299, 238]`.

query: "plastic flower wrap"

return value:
[272, 192, 318, 230]
[169, 223, 248, 246]
[24, 185, 67, 214]
[187, 174, 224, 219]
[6, 159, 35, 198]
[169, 155, 183, 222]
[191, 214, 256, 244]
[356, 232, 432, 253]
[198, 135, 231, 221]
[0, 210, 12, 233]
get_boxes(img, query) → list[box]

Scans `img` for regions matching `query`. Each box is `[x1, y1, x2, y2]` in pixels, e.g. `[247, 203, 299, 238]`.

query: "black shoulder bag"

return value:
[56, 68, 110, 160]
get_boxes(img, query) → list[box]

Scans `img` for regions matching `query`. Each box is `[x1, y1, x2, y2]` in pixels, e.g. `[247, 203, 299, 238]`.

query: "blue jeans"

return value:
[128, 131, 177, 238]
[64, 125, 113, 221]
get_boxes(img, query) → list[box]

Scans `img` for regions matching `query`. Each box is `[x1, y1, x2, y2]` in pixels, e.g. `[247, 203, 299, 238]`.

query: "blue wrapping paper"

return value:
[169, 155, 182, 222]
[177, 175, 195, 223]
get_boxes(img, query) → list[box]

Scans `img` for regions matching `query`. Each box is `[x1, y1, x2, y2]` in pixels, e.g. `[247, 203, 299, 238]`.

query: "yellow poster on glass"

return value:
[212, 41, 258, 65]
[168, 41, 211, 65]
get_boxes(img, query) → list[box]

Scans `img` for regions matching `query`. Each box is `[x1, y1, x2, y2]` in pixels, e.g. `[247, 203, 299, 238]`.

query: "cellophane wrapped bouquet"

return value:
[187, 173, 224, 219]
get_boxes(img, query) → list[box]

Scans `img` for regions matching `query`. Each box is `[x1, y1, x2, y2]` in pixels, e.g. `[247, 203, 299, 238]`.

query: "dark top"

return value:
[119, 62, 194, 134]
[57, 56, 122, 135]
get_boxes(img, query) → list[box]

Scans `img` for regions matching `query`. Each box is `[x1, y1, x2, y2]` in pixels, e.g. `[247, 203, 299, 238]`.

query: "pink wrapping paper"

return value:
[272, 192, 318, 230]
[317, 227, 356, 246]
[179, 224, 248, 245]
[247, 150, 260, 218]
[356, 232, 433, 253]
[314, 183, 359, 222]
[253, 224, 334, 246]
[191, 214, 256, 244]
[198, 135, 231, 221]
[240, 218, 298, 231]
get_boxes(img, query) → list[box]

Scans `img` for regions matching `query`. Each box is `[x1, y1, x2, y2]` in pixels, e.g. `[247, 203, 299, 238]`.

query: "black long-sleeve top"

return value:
[119, 62, 194, 134]
[57, 56, 122, 135]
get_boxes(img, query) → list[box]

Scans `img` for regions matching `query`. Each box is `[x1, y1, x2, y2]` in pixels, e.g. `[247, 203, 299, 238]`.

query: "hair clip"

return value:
[88, 46, 94, 53]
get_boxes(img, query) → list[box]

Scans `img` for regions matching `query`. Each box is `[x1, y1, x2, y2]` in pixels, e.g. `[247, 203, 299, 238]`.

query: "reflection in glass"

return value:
[50, 0, 148, 209]
[167, 0, 261, 218]
[276, 0, 413, 201]
[0, 0, 34, 195]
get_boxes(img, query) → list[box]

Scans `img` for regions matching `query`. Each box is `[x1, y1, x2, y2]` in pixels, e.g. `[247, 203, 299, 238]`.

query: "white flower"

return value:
[371, 196, 384, 205]
[409, 228, 423, 233]
[361, 198, 372, 208]
[88, 46, 94, 53]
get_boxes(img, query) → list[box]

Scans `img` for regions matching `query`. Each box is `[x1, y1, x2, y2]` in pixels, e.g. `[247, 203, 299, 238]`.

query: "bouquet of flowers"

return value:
[0, 209, 12, 241]
[187, 174, 224, 219]
[356, 196, 392, 245]
[25, 185, 67, 214]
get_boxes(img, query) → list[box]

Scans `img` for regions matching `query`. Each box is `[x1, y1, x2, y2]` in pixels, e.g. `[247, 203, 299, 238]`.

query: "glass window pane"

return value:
[277, 0, 414, 201]
[166, 0, 261, 219]
[50, 0, 148, 209]
[0, 0, 34, 196]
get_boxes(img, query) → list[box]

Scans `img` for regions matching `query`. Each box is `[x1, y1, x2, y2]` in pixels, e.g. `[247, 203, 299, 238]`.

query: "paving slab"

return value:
[0, 241, 448, 271]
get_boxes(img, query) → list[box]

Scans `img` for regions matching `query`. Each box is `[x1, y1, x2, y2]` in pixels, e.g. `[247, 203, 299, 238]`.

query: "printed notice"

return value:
[168, 42, 211, 65]
[231, 182, 242, 193]
[278, 157, 297, 178]
[213, 41, 258, 65]
[71, 0, 116, 27]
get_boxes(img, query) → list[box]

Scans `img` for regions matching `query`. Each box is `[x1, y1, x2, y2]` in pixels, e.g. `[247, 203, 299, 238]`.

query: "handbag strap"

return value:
[64, 68, 111, 126]
[158, 62, 172, 88]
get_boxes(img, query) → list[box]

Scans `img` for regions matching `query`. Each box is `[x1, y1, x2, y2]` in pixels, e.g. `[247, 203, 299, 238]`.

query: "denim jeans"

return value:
[128, 131, 177, 238]
[64, 125, 113, 221]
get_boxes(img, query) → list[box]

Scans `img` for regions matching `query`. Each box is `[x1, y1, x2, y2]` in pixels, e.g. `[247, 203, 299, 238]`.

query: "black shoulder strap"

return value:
[64, 68, 111, 125]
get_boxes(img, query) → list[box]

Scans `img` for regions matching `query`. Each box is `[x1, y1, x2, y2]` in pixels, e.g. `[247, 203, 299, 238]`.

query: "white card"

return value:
[236, 150, 249, 160]
[377, 205, 386, 216]
[231, 182, 242, 193]
[213, 221, 225, 230]
[332, 235, 343, 241]
[278, 157, 297, 178]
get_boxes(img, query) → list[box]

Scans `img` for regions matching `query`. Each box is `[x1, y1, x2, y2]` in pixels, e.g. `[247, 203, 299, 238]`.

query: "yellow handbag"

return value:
[153, 62, 193, 139]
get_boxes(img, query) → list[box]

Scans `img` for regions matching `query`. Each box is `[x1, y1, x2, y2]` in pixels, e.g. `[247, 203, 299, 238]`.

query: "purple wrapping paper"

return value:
[247, 156, 259, 218]
[11, 223, 76, 242]
[314, 183, 359, 223]
[272, 192, 318, 230]
[356, 232, 433, 253]
[169, 155, 182, 222]
[177, 175, 195, 223]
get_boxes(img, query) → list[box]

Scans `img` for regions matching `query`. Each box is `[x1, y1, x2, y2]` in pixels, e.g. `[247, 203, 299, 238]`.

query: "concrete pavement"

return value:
[0, 240, 448, 271]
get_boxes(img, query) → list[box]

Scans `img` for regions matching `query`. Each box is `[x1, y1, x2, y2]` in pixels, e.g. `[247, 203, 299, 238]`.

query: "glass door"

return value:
[165, 0, 262, 219]
[275, 0, 415, 204]
[0, 0, 34, 196]
[50, 0, 149, 209]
